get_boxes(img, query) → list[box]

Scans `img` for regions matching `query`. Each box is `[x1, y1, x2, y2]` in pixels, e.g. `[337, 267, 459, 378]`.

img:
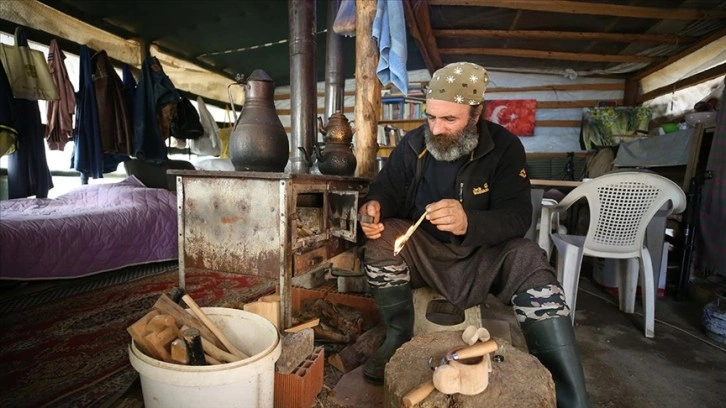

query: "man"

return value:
[359, 62, 591, 408]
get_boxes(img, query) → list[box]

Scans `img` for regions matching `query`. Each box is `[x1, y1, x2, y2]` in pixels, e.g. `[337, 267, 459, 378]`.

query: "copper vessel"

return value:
[310, 112, 357, 176]
[317, 111, 354, 144]
[228, 69, 289, 172]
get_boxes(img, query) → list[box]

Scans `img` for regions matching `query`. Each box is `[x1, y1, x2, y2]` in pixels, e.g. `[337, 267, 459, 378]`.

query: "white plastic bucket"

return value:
[129, 307, 281, 408]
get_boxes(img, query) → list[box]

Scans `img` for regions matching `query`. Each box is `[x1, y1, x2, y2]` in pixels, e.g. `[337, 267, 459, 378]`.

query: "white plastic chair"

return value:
[540, 172, 686, 337]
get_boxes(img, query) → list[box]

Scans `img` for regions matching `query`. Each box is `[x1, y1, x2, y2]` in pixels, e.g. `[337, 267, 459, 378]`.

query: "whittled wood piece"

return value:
[183, 328, 206, 366]
[153, 294, 225, 349]
[182, 294, 248, 359]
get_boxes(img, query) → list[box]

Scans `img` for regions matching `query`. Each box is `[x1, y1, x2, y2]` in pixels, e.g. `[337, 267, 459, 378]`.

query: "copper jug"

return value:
[228, 69, 289, 172]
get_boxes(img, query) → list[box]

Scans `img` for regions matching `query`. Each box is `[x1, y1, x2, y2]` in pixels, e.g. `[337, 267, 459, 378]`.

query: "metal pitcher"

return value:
[228, 69, 289, 172]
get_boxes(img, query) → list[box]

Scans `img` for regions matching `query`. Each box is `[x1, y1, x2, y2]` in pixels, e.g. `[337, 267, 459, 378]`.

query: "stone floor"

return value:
[314, 272, 726, 408]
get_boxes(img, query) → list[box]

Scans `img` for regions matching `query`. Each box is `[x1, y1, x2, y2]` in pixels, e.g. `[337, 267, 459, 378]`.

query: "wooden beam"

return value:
[0, 0, 141, 66]
[631, 26, 726, 81]
[536, 120, 581, 128]
[487, 83, 623, 93]
[353, 0, 380, 179]
[440, 48, 655, 63]
[428, 0, 726, 20]
[433, 29, 693, 45]
[638, 62, 726, 103]
[536, 100, 622, 109]
[402, 0, 442, 73]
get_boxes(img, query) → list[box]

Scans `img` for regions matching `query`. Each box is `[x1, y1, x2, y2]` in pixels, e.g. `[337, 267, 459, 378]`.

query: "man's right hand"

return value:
[359, 200, 384, 239]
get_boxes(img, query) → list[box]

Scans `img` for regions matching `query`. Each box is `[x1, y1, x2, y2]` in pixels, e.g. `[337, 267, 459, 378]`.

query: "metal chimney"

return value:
[288, 0, 317, 174]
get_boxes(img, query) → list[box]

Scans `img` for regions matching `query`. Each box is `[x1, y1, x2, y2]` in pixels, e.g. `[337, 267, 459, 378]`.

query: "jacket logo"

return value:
[519, 168, 527, 178]
[472, 183, 489, 195]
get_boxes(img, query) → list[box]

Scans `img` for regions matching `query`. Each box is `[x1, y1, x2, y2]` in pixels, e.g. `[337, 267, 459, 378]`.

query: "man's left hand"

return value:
[425, 199, 468, 236]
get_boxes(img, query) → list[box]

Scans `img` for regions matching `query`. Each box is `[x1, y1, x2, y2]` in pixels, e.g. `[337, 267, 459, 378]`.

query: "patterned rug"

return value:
[0, 267, 275, 408]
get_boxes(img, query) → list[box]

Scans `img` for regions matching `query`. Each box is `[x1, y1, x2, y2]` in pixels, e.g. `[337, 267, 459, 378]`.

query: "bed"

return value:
[0, 176, 178, 280]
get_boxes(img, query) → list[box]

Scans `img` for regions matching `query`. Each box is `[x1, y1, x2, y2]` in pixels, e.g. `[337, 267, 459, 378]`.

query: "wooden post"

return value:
[353, 0, 381, 179]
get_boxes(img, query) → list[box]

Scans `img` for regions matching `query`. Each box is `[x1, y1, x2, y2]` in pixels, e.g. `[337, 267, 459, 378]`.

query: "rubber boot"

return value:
[363, 283, 414, 384]
[521, 316, 592, 408]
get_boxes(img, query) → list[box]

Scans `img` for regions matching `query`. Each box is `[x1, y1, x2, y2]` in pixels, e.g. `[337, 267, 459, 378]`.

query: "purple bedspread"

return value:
[0, 177, 178, 280]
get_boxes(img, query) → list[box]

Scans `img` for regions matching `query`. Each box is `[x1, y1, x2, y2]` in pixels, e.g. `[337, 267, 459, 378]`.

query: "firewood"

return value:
[205, 354, 222, 365]
[146, 314, 176, 332]
[127, 309, 162, 360]
[284, 318, 320, 333]
[153, 294, 225, 350]
[182, 294, 248, 359]
[328, 324, 385, 373]
[201, 337, 244, 363]
[143, 325, 177, 363]
[170, 339, 189, 364]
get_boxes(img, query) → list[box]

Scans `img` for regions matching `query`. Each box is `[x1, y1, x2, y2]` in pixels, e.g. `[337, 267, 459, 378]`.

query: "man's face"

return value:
[424, 99, 481, 162]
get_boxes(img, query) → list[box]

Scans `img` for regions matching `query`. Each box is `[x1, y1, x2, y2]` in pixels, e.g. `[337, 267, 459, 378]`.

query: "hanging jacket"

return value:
[133, 56, 180, 161]
[92, 50, 133, 157]
[71, 45, 104, 182]
[0, 61, 17, 157]
[45, 39, 75, 151]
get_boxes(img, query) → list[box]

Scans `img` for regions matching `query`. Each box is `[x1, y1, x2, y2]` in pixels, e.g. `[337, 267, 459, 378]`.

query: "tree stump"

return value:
[384, 331, 555, 408]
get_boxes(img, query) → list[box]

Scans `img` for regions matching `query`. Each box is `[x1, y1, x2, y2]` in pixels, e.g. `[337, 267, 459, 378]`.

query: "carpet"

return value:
[0, 267, 275, 408]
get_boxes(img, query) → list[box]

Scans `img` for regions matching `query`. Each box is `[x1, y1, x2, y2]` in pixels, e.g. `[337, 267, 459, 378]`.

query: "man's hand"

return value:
[359, 200, 384, 239]
[426, 199, 468, 236]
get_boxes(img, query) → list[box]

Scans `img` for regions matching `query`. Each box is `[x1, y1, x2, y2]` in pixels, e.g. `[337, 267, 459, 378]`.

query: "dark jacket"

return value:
[364, 119, 532, 248]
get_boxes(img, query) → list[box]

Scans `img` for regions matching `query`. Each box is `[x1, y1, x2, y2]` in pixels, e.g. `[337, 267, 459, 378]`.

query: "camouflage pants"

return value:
[511, 284, 571, 323]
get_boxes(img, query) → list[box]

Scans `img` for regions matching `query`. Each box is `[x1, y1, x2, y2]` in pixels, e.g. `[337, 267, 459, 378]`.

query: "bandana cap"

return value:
[426, 62, 489, 105]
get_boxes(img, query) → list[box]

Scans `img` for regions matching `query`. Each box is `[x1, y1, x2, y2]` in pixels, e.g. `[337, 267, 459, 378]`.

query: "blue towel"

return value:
[372, 0, 408, 95]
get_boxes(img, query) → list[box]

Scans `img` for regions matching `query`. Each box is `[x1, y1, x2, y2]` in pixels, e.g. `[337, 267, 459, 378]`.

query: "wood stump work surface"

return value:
[384, 331, 555, 408]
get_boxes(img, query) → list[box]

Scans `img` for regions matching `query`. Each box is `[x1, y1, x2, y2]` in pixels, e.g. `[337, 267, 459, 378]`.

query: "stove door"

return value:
[328, 190, 359, 243]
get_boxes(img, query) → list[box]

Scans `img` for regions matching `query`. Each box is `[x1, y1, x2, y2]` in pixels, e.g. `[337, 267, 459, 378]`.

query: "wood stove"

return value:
[170, 170, 369, 328]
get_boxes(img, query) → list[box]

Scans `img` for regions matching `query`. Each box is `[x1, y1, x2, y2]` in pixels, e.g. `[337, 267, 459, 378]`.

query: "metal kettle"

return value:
[228, 69, 289, 172]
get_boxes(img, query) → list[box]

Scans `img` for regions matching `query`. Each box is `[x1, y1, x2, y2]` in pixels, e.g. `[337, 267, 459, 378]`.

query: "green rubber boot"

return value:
[521, 316, 592, 408]
[363, 283, 414, 385]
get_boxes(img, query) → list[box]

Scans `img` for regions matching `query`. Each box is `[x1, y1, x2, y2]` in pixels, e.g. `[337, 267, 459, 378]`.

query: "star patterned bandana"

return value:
[426, 62, 489, 105]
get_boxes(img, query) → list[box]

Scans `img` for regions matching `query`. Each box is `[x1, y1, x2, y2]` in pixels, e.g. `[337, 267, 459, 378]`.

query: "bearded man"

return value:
[358, 62, 591, 408]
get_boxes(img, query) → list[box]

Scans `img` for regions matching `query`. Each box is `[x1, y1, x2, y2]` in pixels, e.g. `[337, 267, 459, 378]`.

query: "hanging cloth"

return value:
[5, 27, 53, 199]
[697, 77, 726, 278]
[92, 50, 133, 158]
[133, 55, 180, 161]
[0, 62, 18, 157]
[71, 45, 104, 183]
[45, 39, 76, 151]
[122, 63, 137, 129]
[190, 96, 221, 156]
[372, 0, 408, 95]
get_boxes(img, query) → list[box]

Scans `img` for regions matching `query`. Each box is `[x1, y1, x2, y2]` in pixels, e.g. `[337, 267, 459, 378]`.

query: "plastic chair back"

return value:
[556, 172, 686, 258]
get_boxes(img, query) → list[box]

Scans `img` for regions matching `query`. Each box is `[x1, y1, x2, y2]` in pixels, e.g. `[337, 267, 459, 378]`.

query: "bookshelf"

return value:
[377, 83, 428, 158]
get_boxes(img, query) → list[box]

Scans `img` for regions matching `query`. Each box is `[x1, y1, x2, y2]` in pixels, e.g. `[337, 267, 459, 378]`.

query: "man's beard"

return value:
[424, 117, 480, 162]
